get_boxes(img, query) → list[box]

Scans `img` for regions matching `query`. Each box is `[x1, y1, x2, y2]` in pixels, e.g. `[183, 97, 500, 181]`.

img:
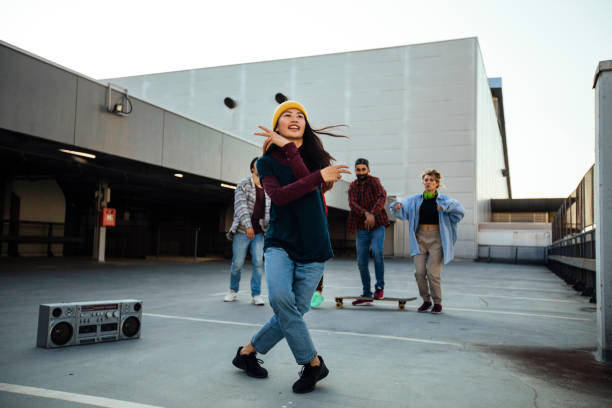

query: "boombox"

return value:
[36, 299, 142, 348]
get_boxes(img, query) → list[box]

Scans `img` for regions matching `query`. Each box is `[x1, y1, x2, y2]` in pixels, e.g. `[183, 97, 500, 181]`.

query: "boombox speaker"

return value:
[37, 299, 142, 348]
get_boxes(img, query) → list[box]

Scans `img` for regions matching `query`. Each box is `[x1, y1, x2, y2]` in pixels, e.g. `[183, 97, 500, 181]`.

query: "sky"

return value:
[1, 0, 611, 198]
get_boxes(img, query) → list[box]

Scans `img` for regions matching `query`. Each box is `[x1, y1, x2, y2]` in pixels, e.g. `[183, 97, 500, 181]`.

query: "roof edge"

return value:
[106, 37, 480, 80]
[593, 60, 612, 89]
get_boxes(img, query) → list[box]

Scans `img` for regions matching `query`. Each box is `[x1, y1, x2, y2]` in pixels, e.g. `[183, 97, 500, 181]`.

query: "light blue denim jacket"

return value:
[389, 193, 465, 264]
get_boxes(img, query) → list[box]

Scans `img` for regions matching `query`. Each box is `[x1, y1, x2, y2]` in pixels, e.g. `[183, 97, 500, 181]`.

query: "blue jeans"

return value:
[229, 232, 264, 296]
[251, 247, 325, 364]
[356, 226, 386, 297]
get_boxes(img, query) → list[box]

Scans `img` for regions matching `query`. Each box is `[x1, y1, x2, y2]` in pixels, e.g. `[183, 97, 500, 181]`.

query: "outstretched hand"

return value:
[321, 165, 351, 182]
[254, 126, 290, 154]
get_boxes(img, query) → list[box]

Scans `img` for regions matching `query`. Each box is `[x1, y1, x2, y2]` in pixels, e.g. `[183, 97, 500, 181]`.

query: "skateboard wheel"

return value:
[336, 302, 343, 309]
[399, 302, 406, 310]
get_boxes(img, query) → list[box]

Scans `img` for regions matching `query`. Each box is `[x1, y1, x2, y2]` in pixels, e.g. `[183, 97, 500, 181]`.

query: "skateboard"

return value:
[335, 296, 417, 310]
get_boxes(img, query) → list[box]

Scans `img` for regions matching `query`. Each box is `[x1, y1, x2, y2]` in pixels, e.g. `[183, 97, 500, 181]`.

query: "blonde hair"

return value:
[421, 169, 443, 187]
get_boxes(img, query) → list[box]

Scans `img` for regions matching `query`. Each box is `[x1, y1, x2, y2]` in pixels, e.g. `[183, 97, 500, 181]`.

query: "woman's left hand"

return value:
[437, 205, 444, 212]
[255, 126, 290, 153]
[321, 165, 351, 182]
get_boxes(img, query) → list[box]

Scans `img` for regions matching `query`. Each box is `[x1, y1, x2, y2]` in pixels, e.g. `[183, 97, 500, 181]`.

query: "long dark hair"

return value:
[269, 120, 347, 171]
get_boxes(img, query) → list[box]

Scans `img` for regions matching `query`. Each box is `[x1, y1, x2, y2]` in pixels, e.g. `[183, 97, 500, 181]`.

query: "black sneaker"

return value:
[232, 347, 268, 378]
[292, 355, 329, 394]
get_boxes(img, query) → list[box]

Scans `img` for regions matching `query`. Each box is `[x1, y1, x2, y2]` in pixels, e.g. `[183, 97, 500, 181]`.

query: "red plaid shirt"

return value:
[347, 175, 389, 233]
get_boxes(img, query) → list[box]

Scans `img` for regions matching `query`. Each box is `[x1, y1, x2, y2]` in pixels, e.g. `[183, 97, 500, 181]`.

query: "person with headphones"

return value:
[390, 169, 464, 314]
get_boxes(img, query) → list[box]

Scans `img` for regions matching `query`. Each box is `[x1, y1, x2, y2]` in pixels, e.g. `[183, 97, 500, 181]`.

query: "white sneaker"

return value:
[252, 295, 265, 306]
[224, 290, 238, 302]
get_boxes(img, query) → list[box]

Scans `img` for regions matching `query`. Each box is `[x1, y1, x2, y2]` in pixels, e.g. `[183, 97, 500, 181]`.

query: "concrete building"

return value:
[110, 37, 511, 259]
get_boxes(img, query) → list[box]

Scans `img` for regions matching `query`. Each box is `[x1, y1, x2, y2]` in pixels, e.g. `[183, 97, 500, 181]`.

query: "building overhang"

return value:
[488, 77, 512, 198]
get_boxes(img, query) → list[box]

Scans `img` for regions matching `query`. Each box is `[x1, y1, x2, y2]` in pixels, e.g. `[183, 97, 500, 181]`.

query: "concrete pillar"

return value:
[594, 60, 612, 363]
[92, 213, 106, 262]
[97, 226, 107, 262]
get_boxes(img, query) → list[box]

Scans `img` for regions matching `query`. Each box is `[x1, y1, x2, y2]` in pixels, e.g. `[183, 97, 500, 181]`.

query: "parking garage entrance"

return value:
[1, 129, 237, 259]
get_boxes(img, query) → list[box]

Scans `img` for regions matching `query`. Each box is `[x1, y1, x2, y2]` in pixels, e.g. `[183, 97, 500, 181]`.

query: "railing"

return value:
[548, 230, 595, 259]
[0, 220, 83, 257]
[547, 165, 596, 301]
[551, 165, 594, 242]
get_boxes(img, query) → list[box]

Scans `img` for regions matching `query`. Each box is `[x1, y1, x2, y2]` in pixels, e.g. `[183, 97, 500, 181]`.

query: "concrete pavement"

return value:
[0, 257, 610, 408]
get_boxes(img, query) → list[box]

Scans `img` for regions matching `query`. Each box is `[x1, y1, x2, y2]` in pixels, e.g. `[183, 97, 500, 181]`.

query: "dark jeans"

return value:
[356, 226, 386, 297]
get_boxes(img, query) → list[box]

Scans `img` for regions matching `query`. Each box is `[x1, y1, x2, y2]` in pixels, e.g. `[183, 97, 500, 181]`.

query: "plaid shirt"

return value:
[347, 175, 389, 233]
[227, 177, 271, 239]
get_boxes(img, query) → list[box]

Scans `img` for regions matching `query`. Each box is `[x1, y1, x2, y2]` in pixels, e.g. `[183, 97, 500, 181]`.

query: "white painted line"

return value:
[458, 293, 583, 304]
[144, 313, 262, 328]
[309, 328, 464, 347]
[143, 313, 463, 347]
[314, 300, 592, 321]
[443, 284, 575, 294]
[324, 284, 573, 294]
[441, 307, 594, 321]
[0, 383, 165, 408]
[320, 285, 583, 303]
[310, 299, 592, 321]
[210, 292, 270, 298]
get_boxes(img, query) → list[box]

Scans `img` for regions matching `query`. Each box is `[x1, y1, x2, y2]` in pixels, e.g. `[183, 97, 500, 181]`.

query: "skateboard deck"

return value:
[335, 296, 417, 310]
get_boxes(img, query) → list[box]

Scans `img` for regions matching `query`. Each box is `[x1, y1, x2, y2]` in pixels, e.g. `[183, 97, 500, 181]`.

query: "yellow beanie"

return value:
[272, 100, 308, 130]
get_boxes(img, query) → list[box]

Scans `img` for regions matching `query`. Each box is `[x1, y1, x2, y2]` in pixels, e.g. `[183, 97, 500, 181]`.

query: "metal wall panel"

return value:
[219, 135, 261, 184]
[0, 46, 77, 144]
[108, 39, 479, 197]
[324, 180, 350, 211]
[162, 112, 223, 179]
[75, 78, 164, 165]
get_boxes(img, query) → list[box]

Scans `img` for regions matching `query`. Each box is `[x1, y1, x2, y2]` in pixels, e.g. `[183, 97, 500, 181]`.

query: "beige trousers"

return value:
[413, 230, 444, 304]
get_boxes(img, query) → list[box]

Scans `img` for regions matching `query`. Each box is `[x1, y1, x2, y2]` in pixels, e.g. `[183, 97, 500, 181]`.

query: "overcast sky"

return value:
[2, 0, 611, 198]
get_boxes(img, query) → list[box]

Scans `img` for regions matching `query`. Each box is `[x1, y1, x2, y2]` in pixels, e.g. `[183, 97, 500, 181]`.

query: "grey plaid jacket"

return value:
[227, 177, 271, 240]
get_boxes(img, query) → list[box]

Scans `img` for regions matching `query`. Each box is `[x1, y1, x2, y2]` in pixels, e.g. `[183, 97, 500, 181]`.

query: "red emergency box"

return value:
[100, 208, 116, 227]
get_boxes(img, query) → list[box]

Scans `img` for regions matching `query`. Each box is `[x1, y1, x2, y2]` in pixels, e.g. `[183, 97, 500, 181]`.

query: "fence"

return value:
[0, 220, 82, 257]
[551, 165, 594, 242]
[547, 165, 596, 301]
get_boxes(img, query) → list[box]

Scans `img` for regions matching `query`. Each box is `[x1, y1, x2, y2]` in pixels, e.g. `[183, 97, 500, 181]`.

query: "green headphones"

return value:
[423, 191, 438, 200]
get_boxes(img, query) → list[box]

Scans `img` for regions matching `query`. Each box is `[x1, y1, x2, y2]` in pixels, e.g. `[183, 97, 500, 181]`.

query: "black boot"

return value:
[292, 355, 329, 393]
[232, 346, 268, 378]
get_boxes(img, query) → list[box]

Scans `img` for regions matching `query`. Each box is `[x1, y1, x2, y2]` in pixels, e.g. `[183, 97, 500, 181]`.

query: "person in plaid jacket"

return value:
[348, 158, 390, 305]
[224, 157, 271, 306]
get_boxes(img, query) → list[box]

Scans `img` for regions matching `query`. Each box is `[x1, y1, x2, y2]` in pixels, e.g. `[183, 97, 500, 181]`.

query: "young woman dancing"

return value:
[232, 101, 349, 393]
